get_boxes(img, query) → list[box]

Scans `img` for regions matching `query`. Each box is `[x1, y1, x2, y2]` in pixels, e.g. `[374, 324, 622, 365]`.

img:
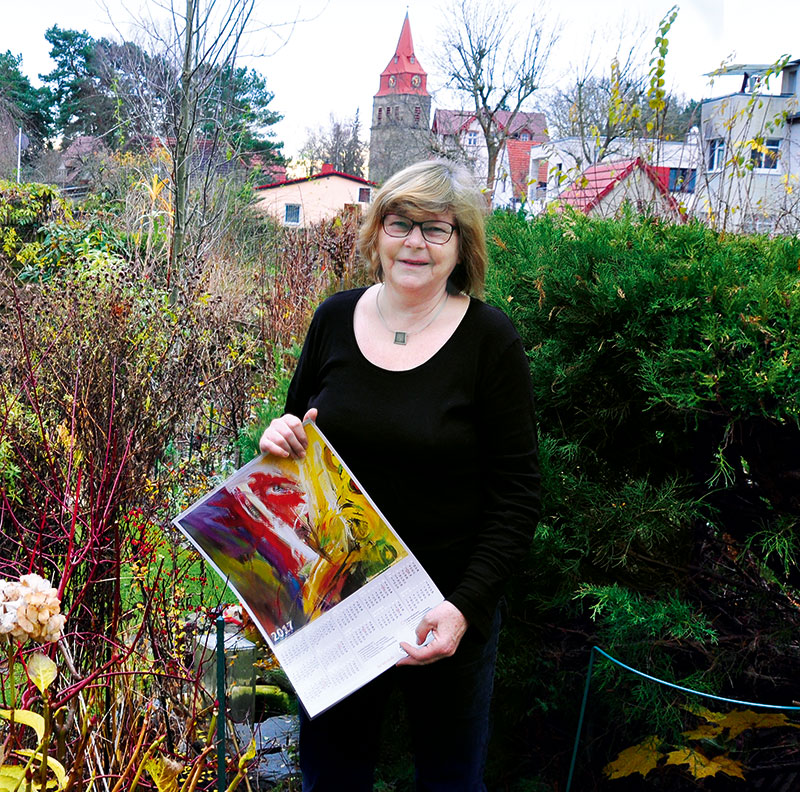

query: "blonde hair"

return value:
[358, 159, 488, 296]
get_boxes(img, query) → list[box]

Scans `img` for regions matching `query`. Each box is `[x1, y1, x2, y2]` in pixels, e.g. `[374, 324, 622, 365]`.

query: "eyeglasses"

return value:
[381, 213, 457, 245]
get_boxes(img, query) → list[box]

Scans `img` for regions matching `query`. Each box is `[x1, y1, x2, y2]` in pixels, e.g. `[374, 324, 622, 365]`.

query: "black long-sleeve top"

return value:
[285, 287, 540, 639]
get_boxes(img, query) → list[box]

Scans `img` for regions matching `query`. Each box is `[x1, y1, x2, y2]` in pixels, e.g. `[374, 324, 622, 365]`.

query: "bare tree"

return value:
[300, 112, 366, 177]
[436, 0, 557, 196]
[546, 31, 649, 169]
[117, 0, 289, 292]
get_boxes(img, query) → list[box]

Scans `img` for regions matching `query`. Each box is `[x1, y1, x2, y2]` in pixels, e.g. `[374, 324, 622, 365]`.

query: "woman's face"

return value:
[377, 210, 459, 297]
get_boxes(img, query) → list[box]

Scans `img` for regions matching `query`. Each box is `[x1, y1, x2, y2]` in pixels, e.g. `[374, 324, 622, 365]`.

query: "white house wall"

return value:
[697, 92, 800, 231]
[592, 169, 678, 220]
[253, 177, 370, 227]
[528, 136, 701, 209]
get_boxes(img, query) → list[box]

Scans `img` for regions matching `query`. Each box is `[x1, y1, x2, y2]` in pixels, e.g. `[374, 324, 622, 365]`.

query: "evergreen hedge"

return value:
[485, 209, 800, 788]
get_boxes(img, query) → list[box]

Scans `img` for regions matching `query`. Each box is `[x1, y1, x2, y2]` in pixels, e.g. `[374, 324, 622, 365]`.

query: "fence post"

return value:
[565, 647, 596, 792]
[217, 614, 226, 792]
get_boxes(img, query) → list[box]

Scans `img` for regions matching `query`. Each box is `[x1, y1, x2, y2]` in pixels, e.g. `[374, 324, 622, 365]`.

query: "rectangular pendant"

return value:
[393, 331, 407, 345]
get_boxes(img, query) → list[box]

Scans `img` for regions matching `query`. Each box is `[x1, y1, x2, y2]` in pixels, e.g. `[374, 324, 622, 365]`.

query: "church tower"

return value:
[368, 15, 432, 184]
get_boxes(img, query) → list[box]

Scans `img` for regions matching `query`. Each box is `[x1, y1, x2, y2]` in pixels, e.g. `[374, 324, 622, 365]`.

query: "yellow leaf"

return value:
[0, 708, 46, 741]
[238, 739, 257, 769]
[683, 703, 725, 724]
[603, 736, 663, 779]
[716, 709, 800, 739]
[682, 722, 724, 740]
[11, 750, 68, 789]
[145, 756, 183, 792]
[665, 748, 745, 779]
[27, 653, 57, 695]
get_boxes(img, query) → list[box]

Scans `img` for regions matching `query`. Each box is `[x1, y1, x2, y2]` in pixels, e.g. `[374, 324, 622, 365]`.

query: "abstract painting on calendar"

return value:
[173, 421, 408, 645]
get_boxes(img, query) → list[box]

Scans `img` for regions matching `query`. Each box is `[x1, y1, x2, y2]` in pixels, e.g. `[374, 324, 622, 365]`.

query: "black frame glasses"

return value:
[381, 213, 457, 245]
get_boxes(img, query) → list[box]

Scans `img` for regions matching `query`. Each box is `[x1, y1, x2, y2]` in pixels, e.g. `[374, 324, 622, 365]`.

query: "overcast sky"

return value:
[2, 0, 798, 157]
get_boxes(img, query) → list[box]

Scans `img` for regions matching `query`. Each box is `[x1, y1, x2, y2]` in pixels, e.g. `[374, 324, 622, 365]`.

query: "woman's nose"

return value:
[404, 225, 427, 246]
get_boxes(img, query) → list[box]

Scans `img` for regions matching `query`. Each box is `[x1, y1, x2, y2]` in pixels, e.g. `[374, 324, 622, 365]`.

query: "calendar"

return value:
[173, 421, 444, 718]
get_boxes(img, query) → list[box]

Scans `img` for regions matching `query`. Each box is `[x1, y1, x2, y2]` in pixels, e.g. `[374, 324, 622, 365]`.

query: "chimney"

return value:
[321, 163, 334, 174]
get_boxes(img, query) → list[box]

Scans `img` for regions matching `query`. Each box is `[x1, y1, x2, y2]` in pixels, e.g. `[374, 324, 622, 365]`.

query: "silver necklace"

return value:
[375, 285, 449, 345]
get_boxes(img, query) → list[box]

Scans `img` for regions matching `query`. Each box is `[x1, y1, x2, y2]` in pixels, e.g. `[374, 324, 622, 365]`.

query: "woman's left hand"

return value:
[396, 601, 468, 666]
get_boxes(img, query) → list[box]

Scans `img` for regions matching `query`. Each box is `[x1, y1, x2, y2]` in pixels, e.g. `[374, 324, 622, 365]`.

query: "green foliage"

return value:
[201, 64, 285, 156]
[237, 343, 302, 463]
[0, 180, 136, 280]
[0, 181, 70, 272]
[41, 26, 115, 143]
[486, 209, 800, 784]
[0, 51, 52, 154]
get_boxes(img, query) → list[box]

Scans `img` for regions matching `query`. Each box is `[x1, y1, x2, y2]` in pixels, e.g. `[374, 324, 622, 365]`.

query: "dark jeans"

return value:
[299, 610, 501, 791]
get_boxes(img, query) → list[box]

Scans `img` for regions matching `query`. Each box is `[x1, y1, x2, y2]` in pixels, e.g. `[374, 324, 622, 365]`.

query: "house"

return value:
[695, 58, 800, 233]
[57, 135, 109, 187]
[529, 134, 702, 215]
[252, 163, 375, 227]
[555, 157, 685, 222]
[493, 138, 548, 210]
[431, 109, 548, 204]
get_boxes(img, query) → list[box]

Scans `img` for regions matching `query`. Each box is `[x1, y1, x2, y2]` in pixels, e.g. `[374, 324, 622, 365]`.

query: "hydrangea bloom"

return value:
[0, 574, 66, 643]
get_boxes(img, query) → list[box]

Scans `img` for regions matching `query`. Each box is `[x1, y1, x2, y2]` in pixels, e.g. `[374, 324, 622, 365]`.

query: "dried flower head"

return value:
[0, 574, 65, 643]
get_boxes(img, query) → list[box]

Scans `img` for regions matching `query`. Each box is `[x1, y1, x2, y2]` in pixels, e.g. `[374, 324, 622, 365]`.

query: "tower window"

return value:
[395, 106, 400, 122]
[377, 108, 383, 125]
[386, 106, 392, 122]
[410, 55, 415, 63]
[414, 106, 421, 127]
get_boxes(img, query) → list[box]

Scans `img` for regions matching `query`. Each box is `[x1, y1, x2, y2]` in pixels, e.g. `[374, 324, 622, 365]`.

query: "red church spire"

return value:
[375, 14, 429, 97]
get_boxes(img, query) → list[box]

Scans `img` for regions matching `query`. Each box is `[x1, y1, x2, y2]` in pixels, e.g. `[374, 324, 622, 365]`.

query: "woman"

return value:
[260, 159, 540, 791]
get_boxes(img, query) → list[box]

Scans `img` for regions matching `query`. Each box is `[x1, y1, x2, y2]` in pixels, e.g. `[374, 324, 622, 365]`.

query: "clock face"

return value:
[411, 75, 421, 87]
[388, 76, 396, 87]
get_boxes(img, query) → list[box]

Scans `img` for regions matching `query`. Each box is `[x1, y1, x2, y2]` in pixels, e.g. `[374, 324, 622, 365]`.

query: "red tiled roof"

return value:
[255, 165, 375, 191]
[558, 157, 678, 215]
[375, 14, 429, 97]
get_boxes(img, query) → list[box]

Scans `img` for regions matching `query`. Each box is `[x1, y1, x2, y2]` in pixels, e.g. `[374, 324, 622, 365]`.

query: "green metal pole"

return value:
[565, 647, 596, 792]
[217, 614, 226, 792]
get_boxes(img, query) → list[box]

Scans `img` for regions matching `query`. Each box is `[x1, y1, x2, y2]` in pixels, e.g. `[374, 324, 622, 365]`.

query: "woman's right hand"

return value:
[259, 408, 318, 459]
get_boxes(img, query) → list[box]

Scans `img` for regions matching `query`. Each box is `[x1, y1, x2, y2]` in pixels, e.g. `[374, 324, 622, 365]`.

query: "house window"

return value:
[284, 204, 300, 225]
[708, 138, 726, 171]
[466, 131, 479, 146]
[520, 132, 530, 141]
[358, 187, 371, 203]
[668, 168, 696, 193]
[750, 138, 781, 169]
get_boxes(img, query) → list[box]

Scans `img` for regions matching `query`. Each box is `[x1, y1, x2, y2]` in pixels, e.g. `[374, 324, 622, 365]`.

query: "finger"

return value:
[303, 407, 318, 423]
[397, 640, 445, 666]
[415, 620, 432, 645]
[261, 416, 307, 458]
[259, 435, 290, 457]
